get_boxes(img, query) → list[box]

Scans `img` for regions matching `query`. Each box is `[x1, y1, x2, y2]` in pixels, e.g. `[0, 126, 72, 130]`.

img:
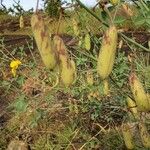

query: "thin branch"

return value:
[36, 0, 40, 13]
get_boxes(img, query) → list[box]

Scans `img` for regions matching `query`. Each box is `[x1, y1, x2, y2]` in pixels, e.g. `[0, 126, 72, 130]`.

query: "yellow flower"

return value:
[10, 60, 21, 77]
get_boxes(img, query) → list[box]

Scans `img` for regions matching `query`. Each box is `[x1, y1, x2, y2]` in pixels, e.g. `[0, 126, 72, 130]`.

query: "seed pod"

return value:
[7, 140, 28, 150]
[129, 73, 150, 112]
[31, 13, 57, 69]
[110, 0, 120, 5]
[138, 122, 150, 148]
[84, 33, 91, 51]
[148, 41, 150, 49]
[72, 18, 80, 37]
[53, 35, 76, 87]
[121, 123, 135, 150]
[78, 35, 85, 49]
[103, 79, 109, 96]
[147, 93, 150, 109]
[61, 59, 76, 87]
[126, 97, 139, 119]
[86, 70, 94, 86]
[97, 25, 118, 80]
[19, 15, 24, 29]
[78, 36, 83, 48]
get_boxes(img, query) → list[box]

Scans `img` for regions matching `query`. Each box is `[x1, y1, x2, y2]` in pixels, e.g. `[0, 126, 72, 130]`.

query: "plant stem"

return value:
[140, 0, 149, 12]
[75, 47, 97, 61]
[36, 0, 39, 13]
[120, 33, 150, 52]
[75, 0, 108, 27]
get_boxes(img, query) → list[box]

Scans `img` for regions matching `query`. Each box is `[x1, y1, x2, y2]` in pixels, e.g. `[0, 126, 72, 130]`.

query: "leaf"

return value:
[133, 15, 145, 26]
[29, 109, 42, 128]
[114, 16, 126, 24]
[13, 95, 28, 113]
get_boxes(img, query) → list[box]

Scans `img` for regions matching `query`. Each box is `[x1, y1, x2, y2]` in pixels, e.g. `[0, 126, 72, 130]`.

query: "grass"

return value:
[0, 1, 150, 149]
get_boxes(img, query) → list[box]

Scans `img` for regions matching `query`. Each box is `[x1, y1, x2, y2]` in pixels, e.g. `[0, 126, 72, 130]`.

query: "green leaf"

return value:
[13, 95, 28, 113]
[29, 109, 42, 128]
[133, 15, 146, 26]
[114, 16, 126, 24]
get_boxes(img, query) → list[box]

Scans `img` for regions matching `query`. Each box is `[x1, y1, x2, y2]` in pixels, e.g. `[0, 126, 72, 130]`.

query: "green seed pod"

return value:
[86, 70, 94, 86]
[72, 18, 80, 36]
[103, 79, 109, 96]
[61, 59, 76, 87]
[110, 0, 120, 5]
[126, 97, 139, 119]
[84, 33, 91, 51]
[139, 122, 150, 148]
[121, 123, 135, 150]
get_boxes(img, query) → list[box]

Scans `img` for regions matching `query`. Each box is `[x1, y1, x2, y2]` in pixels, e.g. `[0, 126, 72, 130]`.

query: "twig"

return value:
[36, 0, 39, 13]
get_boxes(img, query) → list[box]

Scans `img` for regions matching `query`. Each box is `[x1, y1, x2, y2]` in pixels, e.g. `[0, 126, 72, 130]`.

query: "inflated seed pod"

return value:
[97, 25, 118, 80]
[147, 93, 150, 109]
[31, 13, 57, 69]
[126, 97, 139, 119]
[84, 33, 91, 51]
[61, 59, 76, 87]
[129, 73, 150, 112]
[103, 79, 109, 96]
[121, 123, 135, 150]
[19, 15, 24, 28]
[72, 18, 80, 36]
[53, 35, 76, 87]
[78, 36, 83, 48]
[86, 70, 94, 86]
[110, 0, 120, 5]
[7, 140, 28, 150]
[138, 122, 150, 148]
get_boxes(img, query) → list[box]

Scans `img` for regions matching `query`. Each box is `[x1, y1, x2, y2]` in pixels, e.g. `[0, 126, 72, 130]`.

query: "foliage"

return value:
[43, 0, 62, 18]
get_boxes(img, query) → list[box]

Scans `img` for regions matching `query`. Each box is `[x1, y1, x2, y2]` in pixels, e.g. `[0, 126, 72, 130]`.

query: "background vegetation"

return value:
[0, 0, 150, 149]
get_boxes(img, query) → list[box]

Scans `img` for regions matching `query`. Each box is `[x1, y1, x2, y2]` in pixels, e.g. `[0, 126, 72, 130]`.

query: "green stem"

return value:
[139, 0, 149, 12]
[120, 33, 150, 52]
[75, 0, 150, 52]
[76, 48, 97, 61]
[75, 0, 108, 27]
